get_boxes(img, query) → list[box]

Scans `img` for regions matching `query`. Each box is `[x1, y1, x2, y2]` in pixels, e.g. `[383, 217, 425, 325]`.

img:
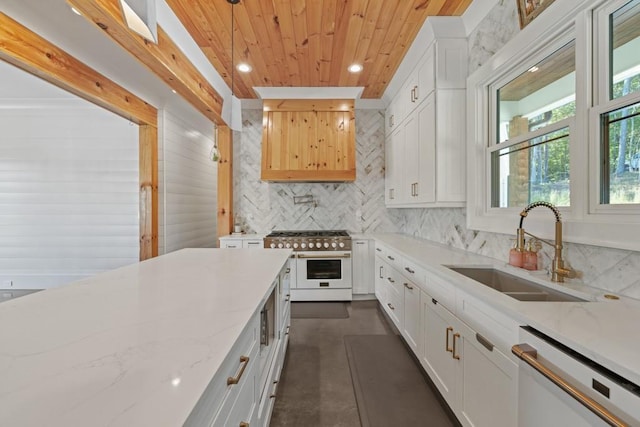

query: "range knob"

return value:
[331, 242, 337, 248]
[278, 243, 284, 248]
[270, 243, 276, 248]
[308, 242, 315, 248]
[301, 243, 307, 249]
[339, 242, 345, 248]
[324, 242, 329, 248]
[285, 243, 291, 248]
[293, 243, 299, 249]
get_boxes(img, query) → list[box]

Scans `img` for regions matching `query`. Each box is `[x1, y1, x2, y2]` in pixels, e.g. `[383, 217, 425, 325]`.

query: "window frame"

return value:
[467, 0, 640, 251]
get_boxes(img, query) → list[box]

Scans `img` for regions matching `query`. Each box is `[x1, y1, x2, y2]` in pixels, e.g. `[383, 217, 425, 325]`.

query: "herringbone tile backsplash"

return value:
[234, 109, 402, 234]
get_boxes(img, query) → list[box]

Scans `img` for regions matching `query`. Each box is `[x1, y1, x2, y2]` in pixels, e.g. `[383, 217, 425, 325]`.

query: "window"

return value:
[467, 0, 640, 250]
[597, 0, 640, 207]
[491, 40, 575, 208]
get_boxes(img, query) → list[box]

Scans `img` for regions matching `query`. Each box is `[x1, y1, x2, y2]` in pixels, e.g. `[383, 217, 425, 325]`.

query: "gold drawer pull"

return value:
[404, 267, 415, 274]
[387, 255, 395, 261]
[270, 380, 279, 398]
[227, 355, 250, 385]
[452, 333, 461, 360]
[404, 283, 413, 290]
[387, 303, 395, 310]
[387, 277, 395, 283]
[445, 327, 453, 353]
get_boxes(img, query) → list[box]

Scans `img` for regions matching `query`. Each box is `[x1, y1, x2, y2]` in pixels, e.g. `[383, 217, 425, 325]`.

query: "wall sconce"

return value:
[119, 0, 158, 43]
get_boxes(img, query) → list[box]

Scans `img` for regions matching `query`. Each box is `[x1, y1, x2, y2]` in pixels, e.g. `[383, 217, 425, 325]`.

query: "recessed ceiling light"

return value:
[348, 64, 363, 73]
[171, 89, 177, 94]
[237, 63, 252, 73]
[528, 66, 539, 73]
[71, 6, 82, 15]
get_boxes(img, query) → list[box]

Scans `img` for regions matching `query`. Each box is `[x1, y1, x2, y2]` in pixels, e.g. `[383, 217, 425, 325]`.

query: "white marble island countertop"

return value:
[0, 248, 292, 427]
[373, 233, 640, 387]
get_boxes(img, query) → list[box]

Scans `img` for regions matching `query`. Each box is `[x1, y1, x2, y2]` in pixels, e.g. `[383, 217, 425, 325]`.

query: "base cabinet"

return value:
[353, 238, 375, 295]
[420, 290, 517, 427]
[374, 239, 518, 427]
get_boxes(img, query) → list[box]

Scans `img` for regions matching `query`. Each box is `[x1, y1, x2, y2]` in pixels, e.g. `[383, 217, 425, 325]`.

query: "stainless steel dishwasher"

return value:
[512, 326, 639, 427]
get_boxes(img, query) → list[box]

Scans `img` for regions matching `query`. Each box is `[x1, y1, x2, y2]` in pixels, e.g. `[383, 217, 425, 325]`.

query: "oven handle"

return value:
[296, 253, 351, 259]
[512, 344, 628, 427]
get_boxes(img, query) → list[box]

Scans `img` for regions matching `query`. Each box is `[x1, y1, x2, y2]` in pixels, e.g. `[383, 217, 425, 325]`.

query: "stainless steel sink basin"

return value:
[448, 267, 586, 302]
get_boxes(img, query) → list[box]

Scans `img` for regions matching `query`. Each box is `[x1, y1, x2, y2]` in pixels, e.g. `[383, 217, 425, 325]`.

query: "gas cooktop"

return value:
[264, 230, 351, 251]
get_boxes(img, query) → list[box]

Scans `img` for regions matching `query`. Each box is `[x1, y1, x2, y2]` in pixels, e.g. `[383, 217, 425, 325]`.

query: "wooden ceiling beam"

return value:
[67, 0, 224, 124]
[0, 12, 156, 126]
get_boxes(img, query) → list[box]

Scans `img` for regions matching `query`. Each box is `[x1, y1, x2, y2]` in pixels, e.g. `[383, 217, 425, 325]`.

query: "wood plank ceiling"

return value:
[166, 0, 473, 99]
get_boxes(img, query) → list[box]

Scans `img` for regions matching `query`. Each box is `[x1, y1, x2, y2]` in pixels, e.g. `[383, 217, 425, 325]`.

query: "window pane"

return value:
[491, 128, 570, 208]
[601, 102, 640, 204]
[611, 0, 640, 100]
[497, 41, 576, 143]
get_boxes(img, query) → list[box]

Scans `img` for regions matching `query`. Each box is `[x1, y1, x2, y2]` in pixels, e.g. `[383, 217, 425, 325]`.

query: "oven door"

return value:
[296, 252, 352, 289]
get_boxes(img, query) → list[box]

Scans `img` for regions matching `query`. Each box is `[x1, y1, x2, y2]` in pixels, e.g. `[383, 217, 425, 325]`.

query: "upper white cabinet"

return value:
[385, 32, 467, 208]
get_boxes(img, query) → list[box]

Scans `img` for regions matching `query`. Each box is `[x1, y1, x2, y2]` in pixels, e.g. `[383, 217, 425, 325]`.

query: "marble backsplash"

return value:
[234, 109, 402, 234]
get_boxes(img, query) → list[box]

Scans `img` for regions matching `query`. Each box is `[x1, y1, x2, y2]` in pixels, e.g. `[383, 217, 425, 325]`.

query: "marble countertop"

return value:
[373, 233, 640, 387]
[0, 248, 292, 427]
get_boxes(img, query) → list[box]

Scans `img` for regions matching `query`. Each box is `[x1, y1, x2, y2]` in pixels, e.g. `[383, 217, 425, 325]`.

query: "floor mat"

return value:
[344, 334, 455, 427]
[290, 302, 349, 319]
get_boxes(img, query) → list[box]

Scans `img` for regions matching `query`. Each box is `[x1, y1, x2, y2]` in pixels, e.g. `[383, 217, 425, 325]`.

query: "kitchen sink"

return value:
[447, 267, 586, 302]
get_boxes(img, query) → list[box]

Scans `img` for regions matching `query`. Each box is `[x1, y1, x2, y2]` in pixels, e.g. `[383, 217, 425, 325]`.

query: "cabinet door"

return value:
[416, 45, 435, 103]
[385, 126, 404, 205]
[402, 279, 421, 356]
[456, 320, 518, 427]
[374, 256, 387, 302]
[243, 239, 263, 249]
[220, 239, 242, 249]
[402, 111, 420, 203]
[352, 239, 374, 295]
[435, 89, 465, 203]
[421, 292, 457, 405]
[416, 93, 436, 203]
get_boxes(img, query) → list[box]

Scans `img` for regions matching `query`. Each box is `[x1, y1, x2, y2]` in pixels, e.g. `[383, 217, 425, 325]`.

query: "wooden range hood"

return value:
[261, 99, 356, 182]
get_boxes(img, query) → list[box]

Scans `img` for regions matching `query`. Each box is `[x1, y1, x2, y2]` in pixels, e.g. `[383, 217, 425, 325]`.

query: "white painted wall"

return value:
[0, 99, 139, 289]
[159, 109, 217, 254]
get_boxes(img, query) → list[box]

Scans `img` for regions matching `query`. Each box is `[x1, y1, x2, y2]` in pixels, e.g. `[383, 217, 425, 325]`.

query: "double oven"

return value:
[264, 230, 352, 301]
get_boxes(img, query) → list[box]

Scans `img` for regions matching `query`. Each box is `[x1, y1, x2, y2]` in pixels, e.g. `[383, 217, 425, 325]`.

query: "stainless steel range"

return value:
[264, 230, 352, 301]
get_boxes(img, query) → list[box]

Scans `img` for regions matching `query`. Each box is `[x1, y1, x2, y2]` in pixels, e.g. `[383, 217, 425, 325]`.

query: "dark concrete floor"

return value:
[270, 300, 395, 427]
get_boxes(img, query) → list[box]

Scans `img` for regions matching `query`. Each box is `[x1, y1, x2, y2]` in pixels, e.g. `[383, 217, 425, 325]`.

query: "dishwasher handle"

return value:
[512, 344, 629, 427]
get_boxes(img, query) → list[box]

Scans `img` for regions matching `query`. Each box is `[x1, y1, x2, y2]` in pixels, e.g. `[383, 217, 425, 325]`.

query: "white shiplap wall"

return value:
[158, 109, 217, 254]
[0, 101, 139, 289]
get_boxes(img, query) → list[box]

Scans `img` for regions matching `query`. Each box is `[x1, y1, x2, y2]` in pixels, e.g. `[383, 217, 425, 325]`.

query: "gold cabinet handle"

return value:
[270, 380, 279, 399]
[387, 277, 395, 283]
[414, 182, 418, 196]
[413, 85, 419, 101]
[405, 267, 415, 274]
[452, 333, 461, 360]
[376, 247, 382, 252]
[445, 327, 453, 353]
[387, 303, 395, 310]
[512, 344, 628, 427]
[404, 282, 413, 290]
[379, 266, 384, 279]
[227, 355, 250, 385]
[387, 255, 395, 261]
[285, 325, 290, 335]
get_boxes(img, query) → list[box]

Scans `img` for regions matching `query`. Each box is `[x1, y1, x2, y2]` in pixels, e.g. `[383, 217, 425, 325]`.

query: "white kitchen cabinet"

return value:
[455, 319, 517, 427]
[352, 238, 375, 296]
[374, 249, 387, 302]
[385, 89, 465, 208]
[219, 234, 265, 249]
[421, 292, 458, 406]
[402, 278, 421, 355]
[384, 34, 467, 208]
[420, 289, 517, 427]
[220, 239, 242, 249]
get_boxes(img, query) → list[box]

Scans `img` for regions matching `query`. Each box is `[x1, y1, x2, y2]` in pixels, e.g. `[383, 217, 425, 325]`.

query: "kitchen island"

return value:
[0, 248, 292, 426]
